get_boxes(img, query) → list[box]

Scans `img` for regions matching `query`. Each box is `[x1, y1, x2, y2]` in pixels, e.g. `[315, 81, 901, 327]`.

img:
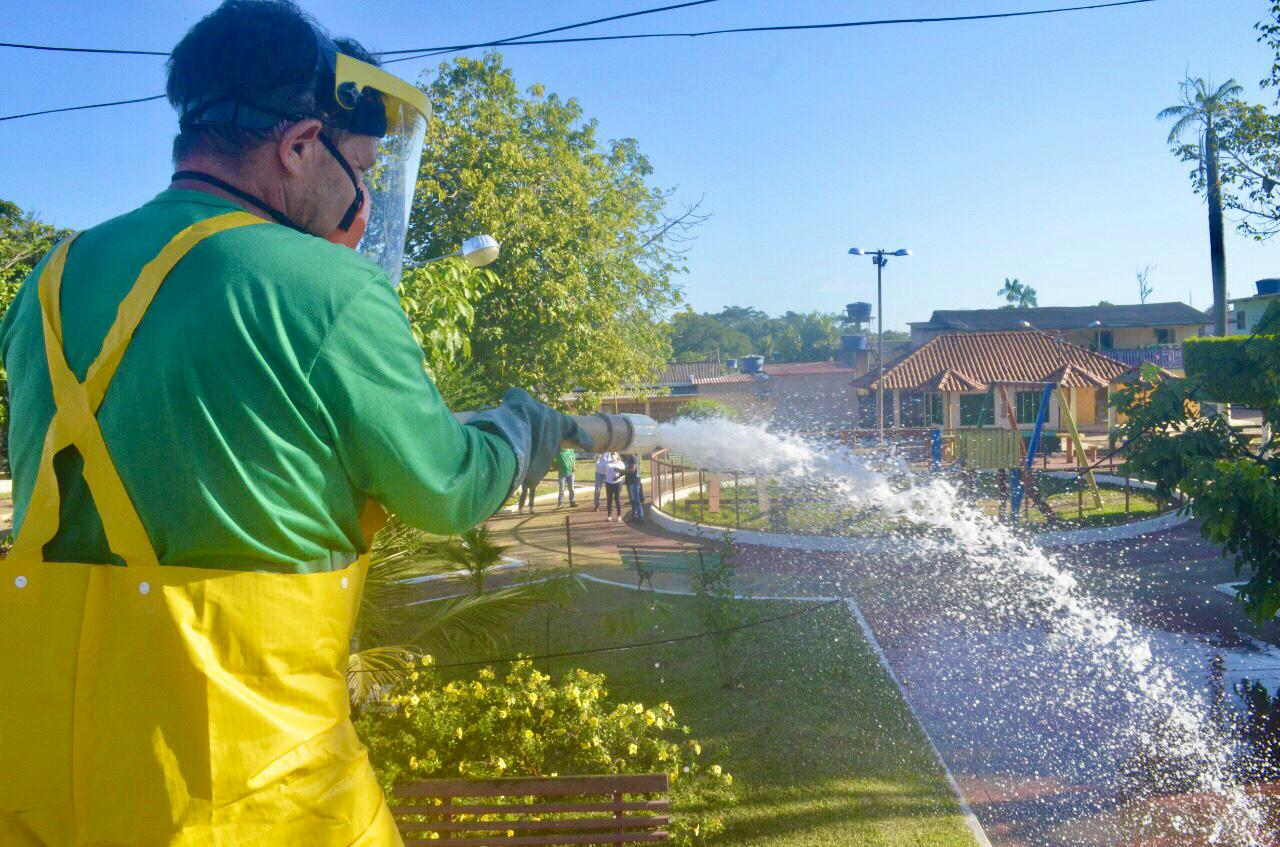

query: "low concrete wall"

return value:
[650, 473, 1191, 551]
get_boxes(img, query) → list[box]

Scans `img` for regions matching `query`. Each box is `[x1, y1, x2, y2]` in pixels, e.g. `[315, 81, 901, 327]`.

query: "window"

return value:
[959, 391, 995, 427]
[927, 393, 946, 426]
[1154, 328, 1171, 344]
[1237, 310, 1247, 330]
[1015, 390, 1041, 424]
[1098, 331, 1114, 350]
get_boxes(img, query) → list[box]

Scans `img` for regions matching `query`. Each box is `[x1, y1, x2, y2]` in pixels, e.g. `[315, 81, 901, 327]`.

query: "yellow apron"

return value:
[0, 213, 401, 846]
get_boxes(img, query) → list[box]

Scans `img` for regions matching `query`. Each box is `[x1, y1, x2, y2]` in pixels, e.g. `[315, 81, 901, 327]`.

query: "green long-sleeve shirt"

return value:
[0, 189, 517, 571]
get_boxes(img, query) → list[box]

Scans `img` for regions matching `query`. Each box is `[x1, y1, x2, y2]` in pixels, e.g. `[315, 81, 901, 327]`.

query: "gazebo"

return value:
[851, 330, 1133, 433]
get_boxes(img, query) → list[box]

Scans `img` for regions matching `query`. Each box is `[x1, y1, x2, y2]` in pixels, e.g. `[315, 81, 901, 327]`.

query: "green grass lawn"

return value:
[668, 475, 1166, 535]
[448, 583, 977, 846]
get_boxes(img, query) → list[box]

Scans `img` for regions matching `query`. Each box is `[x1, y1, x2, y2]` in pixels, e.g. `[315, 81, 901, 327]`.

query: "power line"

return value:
[381, 0, 726, 63]
[349, 594, 847, 673]
[0, 41, 167, 56]
[385, 0, 1160, 57]
[0, 93, 166, 122]
[0, 0, 725, 60]
[0, 0, 1161, 123]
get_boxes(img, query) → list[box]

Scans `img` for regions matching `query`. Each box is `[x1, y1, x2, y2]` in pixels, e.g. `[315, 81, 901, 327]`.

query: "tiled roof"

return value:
[692, 374, 760, 385]
[852, 331, 1132, 391]
[762, 361, 856, 376]
[912, 302, 1205, 332]
[658, 360, 723, 385]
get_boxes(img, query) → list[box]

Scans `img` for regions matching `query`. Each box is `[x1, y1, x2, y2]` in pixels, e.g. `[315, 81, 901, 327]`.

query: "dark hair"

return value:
[166, 0, 377, 162]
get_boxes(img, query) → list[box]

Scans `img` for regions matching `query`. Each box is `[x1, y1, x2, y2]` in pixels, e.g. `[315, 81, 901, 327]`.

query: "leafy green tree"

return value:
[0, 199, 68, 315]
[1160, 76, 1244, 336]
[0, 200, 69, 473]
[407, 54, 690, 409]
[669, 310, 752, 362]
[673, 399, 740, 422]
[1115, 307, 1280, 619]
[997, 277, 1037, 308]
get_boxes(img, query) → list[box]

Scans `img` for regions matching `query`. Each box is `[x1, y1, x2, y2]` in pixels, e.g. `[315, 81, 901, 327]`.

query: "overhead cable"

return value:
[385, 0, 1159, 59]
[381, 0, 727, 63]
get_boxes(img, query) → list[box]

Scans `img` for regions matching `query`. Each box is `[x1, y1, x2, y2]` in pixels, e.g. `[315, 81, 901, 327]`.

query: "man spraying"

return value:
[0, 2, 580, 844]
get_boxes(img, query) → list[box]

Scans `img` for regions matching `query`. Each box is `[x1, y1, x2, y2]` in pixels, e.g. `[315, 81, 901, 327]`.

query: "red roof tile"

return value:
[762, 361, 856, 376]
[692, 374, 759, 385]
[852, 331, 1131, 391]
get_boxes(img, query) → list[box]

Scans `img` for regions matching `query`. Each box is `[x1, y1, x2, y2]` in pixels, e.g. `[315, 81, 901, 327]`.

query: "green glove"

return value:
[463, 388, 589, 490]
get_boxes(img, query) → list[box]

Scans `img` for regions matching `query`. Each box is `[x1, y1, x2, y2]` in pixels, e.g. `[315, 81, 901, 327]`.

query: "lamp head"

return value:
[892, 248, 911, 257]
[848, 247, 864, 256]
[459, 234, 501, 268]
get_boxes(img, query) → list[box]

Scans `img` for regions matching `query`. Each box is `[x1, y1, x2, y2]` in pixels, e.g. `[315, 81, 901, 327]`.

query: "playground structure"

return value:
[650, 378, 1119, 528]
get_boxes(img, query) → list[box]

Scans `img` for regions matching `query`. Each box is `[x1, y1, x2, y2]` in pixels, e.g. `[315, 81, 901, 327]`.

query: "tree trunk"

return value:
[1206, 128, 1229, 336]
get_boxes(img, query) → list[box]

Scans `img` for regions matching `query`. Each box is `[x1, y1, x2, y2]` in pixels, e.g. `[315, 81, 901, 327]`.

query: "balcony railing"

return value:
[1098, 345, 1183, 370]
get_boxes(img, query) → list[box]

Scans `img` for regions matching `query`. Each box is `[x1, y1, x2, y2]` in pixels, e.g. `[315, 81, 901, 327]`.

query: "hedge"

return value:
[1183, 335, 1280, 406]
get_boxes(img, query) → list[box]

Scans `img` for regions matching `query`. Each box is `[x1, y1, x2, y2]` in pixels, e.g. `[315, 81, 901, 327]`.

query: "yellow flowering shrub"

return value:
[354, 657, 733, 844]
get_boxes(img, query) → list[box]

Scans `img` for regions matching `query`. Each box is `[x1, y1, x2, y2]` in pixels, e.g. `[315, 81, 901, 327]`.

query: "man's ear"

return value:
[276, 119, 324, 177]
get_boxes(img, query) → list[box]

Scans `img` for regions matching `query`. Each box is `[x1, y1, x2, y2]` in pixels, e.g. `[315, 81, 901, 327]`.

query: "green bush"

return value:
[355, 657, 734, 844]
[673, 399, 740, 422]
[1183, 334, 1280, 406]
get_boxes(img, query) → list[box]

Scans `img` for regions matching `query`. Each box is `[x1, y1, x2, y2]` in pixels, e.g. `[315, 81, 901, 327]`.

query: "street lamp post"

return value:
[426, 234, 502, 268]
[848, 247, 911, 444]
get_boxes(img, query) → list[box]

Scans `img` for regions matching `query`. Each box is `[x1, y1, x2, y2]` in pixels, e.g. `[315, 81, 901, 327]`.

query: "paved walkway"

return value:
[484, 504, 1280, 846]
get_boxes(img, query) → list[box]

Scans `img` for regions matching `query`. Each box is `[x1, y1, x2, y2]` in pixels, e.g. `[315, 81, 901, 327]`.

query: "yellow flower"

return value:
[527, 692, 538, 705]
[724, 773, 734, 785]
[455, 727, 464, 740]
[409, 756, 419, 770]
[523, 729, 535, 741]
[421, 655, 434, 666]
[471, 681, 486, 698]
[657, 750, 668, 762]
[410, 671, 420, 682]
[692, 742, 702, 755]
[627, 743, 638, 756]
[495, 757, 507, 771]
[643, 710, 656, 727]
[711, 765, 722, 777]
[478, 668, 495, 680]
[632, 703, 644, 715]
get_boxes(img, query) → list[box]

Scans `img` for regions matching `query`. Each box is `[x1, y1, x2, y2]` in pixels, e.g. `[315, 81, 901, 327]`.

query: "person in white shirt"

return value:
[594, 452, 612, 511]
[602, 452, 625, 521]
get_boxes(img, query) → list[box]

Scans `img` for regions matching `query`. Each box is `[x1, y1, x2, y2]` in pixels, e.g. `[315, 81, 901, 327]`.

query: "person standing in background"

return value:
[594, 451, 611, 510]
[556, 446, 577, 508]
[623, 454, 644, 522]
[603, 452, 625, 522]
[518, 476, 540, 514]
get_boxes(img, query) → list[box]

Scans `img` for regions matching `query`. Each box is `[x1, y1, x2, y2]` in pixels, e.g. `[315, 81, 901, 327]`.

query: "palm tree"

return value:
[997, 277, 1038, 309]
[437, 525, 506, 595]
[346, 518, 545, 708]
[1159, 76, 1244, 336]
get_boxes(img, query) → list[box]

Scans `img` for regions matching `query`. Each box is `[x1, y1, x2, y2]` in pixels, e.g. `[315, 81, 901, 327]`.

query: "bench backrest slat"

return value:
[394, 800, 669, 816]
[399, 815, 670, 834]
[394, 774, 669, 845]
[395, 773, 667, 798]
[407, 833, 670, 847]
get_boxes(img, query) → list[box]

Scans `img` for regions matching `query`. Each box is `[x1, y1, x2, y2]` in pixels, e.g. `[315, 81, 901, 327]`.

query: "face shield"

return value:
[329, 53, 429, 286]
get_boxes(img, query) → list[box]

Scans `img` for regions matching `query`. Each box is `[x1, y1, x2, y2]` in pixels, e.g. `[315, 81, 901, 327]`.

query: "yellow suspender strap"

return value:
[8, 212, 267, 567]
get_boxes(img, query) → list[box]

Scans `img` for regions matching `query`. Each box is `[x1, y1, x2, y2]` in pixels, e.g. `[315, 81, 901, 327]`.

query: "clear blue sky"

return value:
[1, 0, 1275, 330]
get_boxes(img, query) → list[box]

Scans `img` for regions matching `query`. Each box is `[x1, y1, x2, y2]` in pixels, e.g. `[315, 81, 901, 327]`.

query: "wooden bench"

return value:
[392, 773, 670, 846]
[619, 546, 722, 589]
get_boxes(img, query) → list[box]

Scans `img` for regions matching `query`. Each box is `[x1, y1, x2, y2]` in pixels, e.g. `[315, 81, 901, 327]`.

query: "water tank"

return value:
[726, 358, 738, 371]
[846, 302, 872, 323]
[841, 334, 868, 352]
[1256, 278, 1280, 296]
[741, 355, 765, 374]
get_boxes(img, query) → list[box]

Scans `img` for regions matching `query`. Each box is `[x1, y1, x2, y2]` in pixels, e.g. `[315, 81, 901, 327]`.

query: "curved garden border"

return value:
[650, 473, 1191, 551]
